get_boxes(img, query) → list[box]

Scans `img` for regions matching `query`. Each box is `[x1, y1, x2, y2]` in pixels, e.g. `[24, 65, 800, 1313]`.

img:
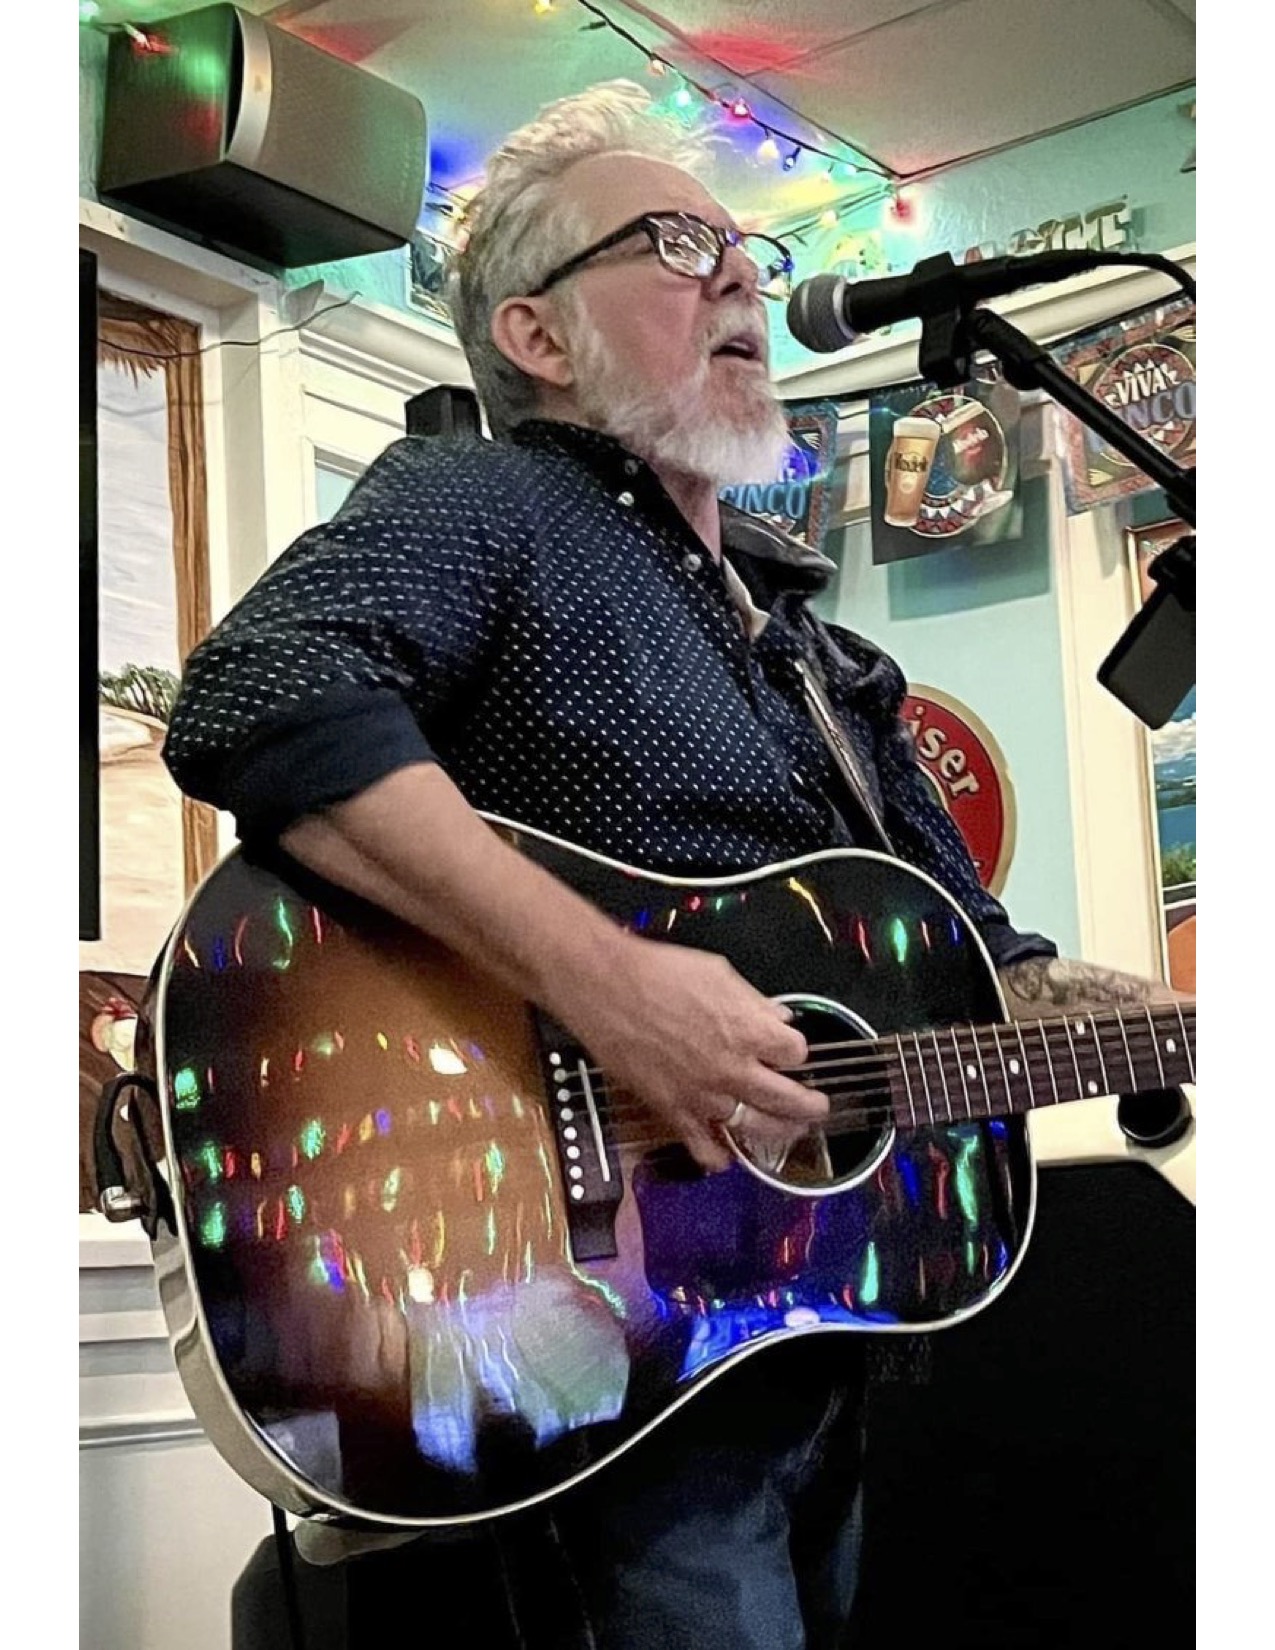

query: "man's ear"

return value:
[490, 296, 576, 391]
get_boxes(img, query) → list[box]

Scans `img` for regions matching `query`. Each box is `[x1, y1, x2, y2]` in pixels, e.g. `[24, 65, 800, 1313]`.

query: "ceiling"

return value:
[89, 0, 1195, 230]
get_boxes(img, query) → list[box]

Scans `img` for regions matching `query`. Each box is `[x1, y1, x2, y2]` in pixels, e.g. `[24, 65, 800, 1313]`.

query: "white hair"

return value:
[448, 81, 706, 437]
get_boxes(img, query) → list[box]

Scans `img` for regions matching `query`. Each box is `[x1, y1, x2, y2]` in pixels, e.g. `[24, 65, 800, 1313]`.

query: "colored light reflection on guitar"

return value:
[128, 819, 1194, 1529]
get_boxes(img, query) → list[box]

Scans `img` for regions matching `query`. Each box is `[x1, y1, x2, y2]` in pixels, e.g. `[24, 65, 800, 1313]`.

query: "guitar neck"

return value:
[879, 1003, 1195, 1129]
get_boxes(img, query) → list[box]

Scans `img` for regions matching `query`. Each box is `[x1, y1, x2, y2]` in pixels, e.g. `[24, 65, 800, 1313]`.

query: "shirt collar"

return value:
[508, 418, 836, 600]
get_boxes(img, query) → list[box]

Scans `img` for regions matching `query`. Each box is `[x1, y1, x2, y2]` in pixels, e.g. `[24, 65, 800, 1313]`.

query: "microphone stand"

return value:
[916, 282, 1195, 728]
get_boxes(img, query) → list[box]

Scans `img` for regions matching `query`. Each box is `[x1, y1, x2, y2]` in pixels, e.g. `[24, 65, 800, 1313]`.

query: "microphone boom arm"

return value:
[911, 264, 1196, 729]
[915, 268, 1195, 526]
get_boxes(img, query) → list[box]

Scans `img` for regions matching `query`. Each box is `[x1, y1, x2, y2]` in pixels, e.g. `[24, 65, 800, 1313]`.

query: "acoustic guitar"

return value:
[127, 818, 1194, 1530]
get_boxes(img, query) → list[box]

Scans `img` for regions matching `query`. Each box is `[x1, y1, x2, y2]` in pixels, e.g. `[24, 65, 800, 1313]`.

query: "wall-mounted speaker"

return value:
[97, 5, 427, 268]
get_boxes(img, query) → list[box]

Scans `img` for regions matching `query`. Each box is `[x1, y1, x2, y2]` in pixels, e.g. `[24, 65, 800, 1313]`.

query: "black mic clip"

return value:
[913, 253, 984, 388]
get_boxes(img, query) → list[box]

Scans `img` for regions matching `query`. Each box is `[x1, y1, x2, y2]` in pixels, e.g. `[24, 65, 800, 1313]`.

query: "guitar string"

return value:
[577, 1046, 1197, 1150]
[558, 1009, 1194, 1089]
[577, 1018, 1195, 1108]
[570, 1017, 1195, 1130]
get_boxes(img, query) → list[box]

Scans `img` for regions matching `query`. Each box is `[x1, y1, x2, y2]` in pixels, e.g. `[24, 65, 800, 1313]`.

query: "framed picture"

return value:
[80, 288, 217, 1206]
[1126, 517, 1195, 990]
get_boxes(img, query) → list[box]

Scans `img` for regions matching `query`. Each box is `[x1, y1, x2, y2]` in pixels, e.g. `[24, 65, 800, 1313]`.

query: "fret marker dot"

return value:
[549, 1053, 562, 1067]
[569, 1165, 584, 1180]
[566, 1145, 581, 1160]
[556, 1088, 571, 1102]
[559, 1106, 574, 1121]
[1009, 1058, 1020, 1076]
[563, 1126, 578, 1141]
[1087, 1080, 1099, 1095]
[1166, 1038, 1177, 1053]
[570, 1185, 585, 1201]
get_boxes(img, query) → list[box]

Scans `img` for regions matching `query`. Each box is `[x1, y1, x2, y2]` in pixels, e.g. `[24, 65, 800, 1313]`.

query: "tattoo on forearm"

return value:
[998, 957, 1176, 1019]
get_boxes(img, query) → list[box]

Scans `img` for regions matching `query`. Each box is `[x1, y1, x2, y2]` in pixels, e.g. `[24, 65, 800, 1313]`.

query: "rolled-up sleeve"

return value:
[163, 437, 516, 842]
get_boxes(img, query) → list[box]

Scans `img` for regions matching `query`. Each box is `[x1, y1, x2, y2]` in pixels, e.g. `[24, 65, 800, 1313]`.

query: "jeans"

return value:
[494, 1336, 867, 1650]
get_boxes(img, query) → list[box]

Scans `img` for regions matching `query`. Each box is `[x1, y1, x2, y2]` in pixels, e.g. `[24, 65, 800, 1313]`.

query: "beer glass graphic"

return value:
[883, 416, 940, 527]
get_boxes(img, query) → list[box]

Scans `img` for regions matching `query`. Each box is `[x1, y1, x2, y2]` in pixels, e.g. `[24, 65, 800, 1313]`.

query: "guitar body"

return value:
[141, 821, 1034, 1528]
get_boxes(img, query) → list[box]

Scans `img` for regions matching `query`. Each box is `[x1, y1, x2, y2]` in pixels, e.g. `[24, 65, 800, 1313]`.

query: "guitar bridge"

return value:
[534, 1014, 624, 1260]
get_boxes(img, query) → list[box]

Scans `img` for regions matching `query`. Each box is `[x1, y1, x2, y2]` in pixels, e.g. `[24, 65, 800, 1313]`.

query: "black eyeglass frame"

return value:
[525, 210, 795, 300]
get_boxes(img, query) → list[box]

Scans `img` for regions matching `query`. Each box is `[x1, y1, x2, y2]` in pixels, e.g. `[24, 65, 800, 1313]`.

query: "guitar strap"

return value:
[794, 622, 895, 856]
[796, 617, 935, 1391]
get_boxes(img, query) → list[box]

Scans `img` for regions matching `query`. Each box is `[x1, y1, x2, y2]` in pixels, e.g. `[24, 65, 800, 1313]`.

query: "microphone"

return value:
[787, 248, 1120, 352]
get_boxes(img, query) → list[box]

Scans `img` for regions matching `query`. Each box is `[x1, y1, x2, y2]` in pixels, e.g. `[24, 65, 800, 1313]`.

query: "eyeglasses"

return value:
[526, 211, 795, 301]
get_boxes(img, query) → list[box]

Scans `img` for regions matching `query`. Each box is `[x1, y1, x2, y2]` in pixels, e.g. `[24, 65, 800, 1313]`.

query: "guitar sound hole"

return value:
[734, 997, 894, 1194]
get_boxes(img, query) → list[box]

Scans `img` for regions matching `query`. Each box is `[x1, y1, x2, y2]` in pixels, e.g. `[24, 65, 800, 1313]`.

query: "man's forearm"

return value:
[997, 955, 1186, 1022]
[279, 762, 634, 1026]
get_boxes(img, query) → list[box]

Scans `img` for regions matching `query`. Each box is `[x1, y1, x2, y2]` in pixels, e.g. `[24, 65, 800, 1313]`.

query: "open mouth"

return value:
[711, 334, 764, 362]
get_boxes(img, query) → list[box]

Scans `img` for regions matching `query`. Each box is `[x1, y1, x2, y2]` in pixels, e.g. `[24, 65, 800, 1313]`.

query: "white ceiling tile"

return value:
[753, 0, 1195, 174]
[607, 1, 942, 75]
[88, 0, 1195, 213]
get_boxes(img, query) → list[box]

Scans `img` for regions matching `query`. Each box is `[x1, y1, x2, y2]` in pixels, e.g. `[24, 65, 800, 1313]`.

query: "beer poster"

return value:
[902, 686, 1017, 895]
[868, 371, 1023, 564]
[1055, 300, 1196, 514]
[719, 400, 840, 554]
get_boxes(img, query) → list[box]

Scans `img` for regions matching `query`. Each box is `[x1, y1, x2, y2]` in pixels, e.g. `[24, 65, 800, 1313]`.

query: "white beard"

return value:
[563, 307, 792, 487]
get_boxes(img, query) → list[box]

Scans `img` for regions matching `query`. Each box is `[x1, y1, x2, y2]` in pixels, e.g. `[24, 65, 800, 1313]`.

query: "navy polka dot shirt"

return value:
[164, 420, 1054, 968]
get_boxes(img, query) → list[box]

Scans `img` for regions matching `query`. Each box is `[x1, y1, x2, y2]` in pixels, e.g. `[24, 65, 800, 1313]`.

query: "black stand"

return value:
[915, 265, 1195, 728]
[405, 384, 482, 440]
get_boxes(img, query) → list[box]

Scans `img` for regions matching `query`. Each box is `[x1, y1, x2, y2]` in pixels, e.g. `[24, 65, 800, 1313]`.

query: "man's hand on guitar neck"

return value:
[997, 956, 1191, 1022]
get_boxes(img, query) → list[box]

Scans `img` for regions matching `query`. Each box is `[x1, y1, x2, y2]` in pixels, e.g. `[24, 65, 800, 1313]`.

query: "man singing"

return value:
[165, 80, 1178, 1650]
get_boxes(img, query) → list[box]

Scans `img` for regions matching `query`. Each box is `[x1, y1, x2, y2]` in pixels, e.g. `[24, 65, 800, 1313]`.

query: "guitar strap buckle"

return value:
[94, 1070, 175, 1239]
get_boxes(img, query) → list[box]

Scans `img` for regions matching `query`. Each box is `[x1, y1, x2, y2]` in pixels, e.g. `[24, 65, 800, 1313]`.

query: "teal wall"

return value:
[812, 476, 1080, 958]
[772, 88, 1195, 374]
[793, 91, 1193, 963]
[79, 25, 107, 202]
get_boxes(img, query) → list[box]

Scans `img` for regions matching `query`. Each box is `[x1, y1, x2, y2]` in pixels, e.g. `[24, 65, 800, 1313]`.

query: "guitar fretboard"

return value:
[878, 1003, 1195, 1128]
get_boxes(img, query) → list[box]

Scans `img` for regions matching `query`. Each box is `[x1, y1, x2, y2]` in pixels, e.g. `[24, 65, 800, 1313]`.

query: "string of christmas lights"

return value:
[567, 0, 893, 187]
[79, 6, 909, 248]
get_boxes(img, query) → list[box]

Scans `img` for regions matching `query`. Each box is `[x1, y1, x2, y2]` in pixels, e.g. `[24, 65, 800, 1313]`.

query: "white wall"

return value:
[80, 1218, 272, 1650]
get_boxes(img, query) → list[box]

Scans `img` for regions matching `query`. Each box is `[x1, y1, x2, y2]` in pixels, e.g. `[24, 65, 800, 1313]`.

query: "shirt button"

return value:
[682, 552, 703, 573]
[623, 459, 640, 476]
[617, 490, 635, 507]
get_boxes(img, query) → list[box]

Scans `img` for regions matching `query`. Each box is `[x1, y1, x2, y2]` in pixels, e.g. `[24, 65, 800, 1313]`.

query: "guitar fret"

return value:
[1087, 1015, 1111, 1095]
[1060, 1018, 1088, 1096]
[1013, 1023, 1034, 1111]
[950, 1026, 974, 1120]
[930, 1029, 954, 1122]
[1173, 1002, 1195, 1082]
[1114, 1010, 1139, 1091]
[1145, 1006, 1168, 1087]
[1036, 1020, 1061, 1106]
[894, 1034, 918, 1129]
[970, 1024, 993, 1117]
[912, 1031, 937, 1126]
[990, 1024, 1016, 1112]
